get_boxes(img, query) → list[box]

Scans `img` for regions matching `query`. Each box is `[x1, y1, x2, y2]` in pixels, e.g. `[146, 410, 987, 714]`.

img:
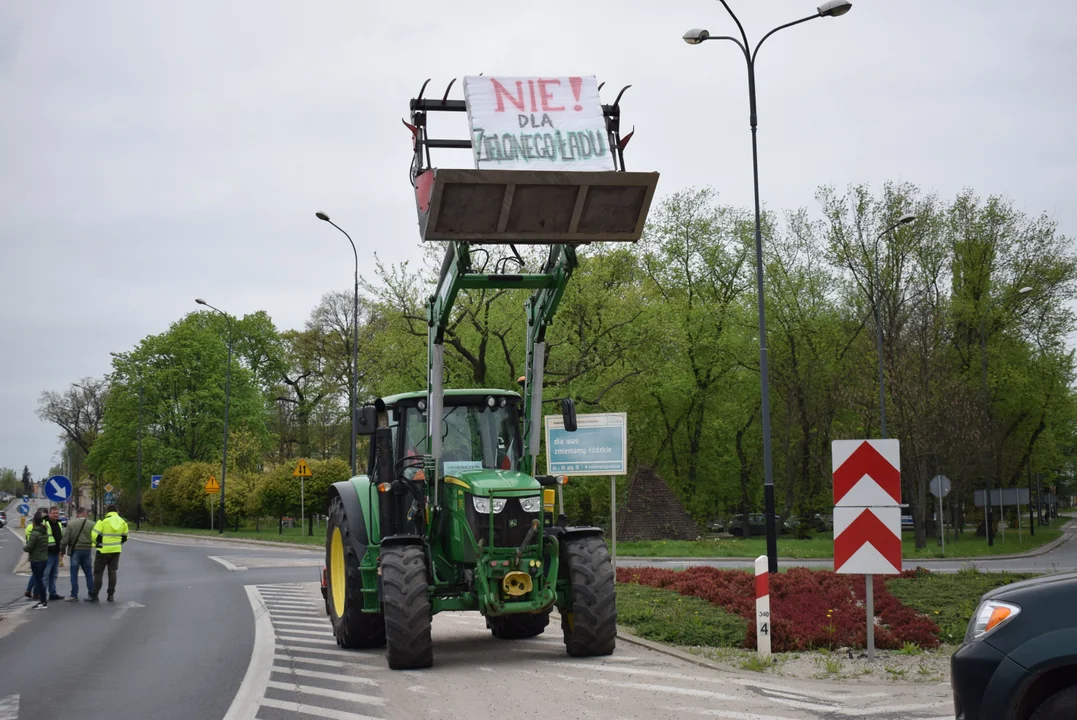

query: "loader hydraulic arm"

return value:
[425, 242, 577, 487]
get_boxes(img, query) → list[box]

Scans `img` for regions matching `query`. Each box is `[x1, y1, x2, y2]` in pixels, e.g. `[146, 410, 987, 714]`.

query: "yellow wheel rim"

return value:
[330, 527, 346, 617]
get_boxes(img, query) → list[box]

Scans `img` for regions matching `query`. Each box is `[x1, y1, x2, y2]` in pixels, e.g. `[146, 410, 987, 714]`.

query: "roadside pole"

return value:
[865, 575, 875, 661]
[755, 556, 771, 658]
[610, 475, 617, 572]
[939, 492, 945, 555]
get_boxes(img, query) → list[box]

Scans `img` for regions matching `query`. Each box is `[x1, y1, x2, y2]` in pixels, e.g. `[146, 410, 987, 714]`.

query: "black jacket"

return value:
[46, 519, 63, 555]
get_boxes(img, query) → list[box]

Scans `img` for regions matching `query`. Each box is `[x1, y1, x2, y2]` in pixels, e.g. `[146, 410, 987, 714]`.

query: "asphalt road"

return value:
[0, 497, 1069, 720]
[0, 498, 322, 720]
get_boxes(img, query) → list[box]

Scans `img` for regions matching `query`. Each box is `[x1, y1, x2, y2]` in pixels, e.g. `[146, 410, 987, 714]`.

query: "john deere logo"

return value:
[509, 519, 518, 528]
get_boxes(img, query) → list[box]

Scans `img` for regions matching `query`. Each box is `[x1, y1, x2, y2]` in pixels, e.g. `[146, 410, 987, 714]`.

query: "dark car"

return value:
[951, 571, 1077, 719]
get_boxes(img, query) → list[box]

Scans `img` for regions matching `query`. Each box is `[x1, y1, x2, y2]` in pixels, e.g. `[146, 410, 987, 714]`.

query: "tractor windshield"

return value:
[402, 401, 521, 476]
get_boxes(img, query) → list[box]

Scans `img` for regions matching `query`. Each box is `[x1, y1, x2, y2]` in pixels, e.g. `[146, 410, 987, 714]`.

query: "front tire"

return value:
[487, 611, 550, 639]
[381, 544, 433, 669]
[560, 534, 617, 657]
[326, 495, 385, 649]
[1031, 685, 1077, 720]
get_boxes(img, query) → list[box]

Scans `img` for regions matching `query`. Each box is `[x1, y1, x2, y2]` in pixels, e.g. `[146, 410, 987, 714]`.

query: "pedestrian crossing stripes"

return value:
[239, 583, 387, 720]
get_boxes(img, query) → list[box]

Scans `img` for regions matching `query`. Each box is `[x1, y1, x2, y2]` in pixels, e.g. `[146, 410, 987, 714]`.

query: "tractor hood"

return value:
[443, 468, 540, 497]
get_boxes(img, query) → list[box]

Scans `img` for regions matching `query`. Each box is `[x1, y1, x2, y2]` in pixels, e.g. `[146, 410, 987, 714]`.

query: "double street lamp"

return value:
[315, 212, 360, 476]
[980, 285, 1033, 545]
[683, 0, 853, 573]
[196, 297, 234, 534]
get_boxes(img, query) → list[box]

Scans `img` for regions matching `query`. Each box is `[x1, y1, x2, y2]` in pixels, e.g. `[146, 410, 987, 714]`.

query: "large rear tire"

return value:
[381, 544, 433, 669]
[560, 534, 617, 657]
[326, 495, 385, 649]
[487, 611, 550, 639]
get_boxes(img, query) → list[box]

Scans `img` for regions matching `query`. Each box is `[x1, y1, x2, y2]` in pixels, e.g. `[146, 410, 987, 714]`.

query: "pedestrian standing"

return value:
[89, 504, 129, 603]
[44, 506, 65, 601]
[62, 507, 95, 601]
[23, 512, 49, 610]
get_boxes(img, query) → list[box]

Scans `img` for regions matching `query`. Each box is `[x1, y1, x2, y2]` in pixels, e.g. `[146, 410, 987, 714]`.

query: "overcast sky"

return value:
[2, 1, 1075, 479]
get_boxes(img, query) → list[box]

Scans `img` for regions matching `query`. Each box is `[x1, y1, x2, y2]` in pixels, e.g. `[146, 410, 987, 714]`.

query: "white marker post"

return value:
[865, 574, 875, 661]
[755, 555, 771, 658]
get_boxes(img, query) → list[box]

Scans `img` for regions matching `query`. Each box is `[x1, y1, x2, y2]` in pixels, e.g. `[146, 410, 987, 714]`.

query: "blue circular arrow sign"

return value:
[45, 475, 73, 503]
[17, 504, 30, 515]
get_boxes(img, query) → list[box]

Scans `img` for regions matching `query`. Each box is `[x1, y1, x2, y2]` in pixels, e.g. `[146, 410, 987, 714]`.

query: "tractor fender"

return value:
[327, 480, 369, 558]
[380, 533, 424, 548]
[546, 525, 604, 543]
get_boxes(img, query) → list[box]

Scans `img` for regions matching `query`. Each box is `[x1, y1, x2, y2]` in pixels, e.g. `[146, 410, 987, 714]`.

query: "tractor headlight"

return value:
[472, 496, 506, 514]
[518, 496, 543, 513]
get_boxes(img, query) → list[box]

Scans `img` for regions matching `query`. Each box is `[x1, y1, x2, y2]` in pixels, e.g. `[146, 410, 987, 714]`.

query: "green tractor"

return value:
[323, 77, 659, 669]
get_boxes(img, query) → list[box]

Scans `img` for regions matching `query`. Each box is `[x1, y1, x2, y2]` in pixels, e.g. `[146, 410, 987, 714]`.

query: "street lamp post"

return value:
[872, 213, 917, 438]
[196, 298, 234, 534]
[979, 285, 1033, 546]
[315, 212, 360, 476]
[684, 0, 853, 573]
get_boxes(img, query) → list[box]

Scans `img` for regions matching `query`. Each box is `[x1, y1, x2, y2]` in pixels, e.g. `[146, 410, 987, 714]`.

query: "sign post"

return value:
[205, 475, 221, 531]
[929, 475, 951, 555]
[833, 439, 903, 662]
[293, 459, 312, 534]
[544, 412, 627, 569]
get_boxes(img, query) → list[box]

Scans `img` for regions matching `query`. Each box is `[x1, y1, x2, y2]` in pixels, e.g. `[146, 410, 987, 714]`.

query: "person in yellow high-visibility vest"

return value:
[88, 504, 129, 603]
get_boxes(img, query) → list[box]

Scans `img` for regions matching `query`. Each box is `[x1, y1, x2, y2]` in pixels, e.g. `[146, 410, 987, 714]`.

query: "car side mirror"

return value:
[355, 405, 378, 436]
[561, 398, 577, 432]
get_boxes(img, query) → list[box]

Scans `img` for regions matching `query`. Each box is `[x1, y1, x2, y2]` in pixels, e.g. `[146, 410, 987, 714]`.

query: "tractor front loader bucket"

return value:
[414, 168, 659, 244]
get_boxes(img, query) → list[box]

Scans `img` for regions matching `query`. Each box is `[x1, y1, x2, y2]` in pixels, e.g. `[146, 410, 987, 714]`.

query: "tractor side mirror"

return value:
[561, 398, 577, 432]
[355, 405, 378, 436]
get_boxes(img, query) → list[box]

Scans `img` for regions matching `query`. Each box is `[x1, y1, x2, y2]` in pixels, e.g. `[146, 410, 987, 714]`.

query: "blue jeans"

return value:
[44, 554, 60, 597]
[69, 550, 94, 598]
[30, 561, 47, 605]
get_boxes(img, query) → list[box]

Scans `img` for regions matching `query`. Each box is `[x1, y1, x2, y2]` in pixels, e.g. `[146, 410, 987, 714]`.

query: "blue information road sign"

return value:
[45, 475, 73, 503]
[17, 504, 30, 516]
[104, 492, 117, 505]
[151, 475, 162, 489]
[544, 412, 628, 476]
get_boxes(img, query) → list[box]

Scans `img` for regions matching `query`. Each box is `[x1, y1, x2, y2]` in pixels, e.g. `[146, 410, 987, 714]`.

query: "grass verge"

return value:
[615, 521, 1063, 559]
[141, 525, 324, 546]
[886, 568, 1037, 644]
[616, 582, 747, 647]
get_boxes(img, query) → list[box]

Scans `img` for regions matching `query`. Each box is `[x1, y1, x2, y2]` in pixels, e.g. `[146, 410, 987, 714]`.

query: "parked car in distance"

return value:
[728, 513, 790, 537]
[0, 511, 6, 528]
[951, 570, 1077, 719]
[705, 517, 726, 533]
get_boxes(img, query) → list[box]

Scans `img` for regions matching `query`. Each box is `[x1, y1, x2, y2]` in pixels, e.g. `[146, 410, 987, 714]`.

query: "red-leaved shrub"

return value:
[617, 565, 941, 652]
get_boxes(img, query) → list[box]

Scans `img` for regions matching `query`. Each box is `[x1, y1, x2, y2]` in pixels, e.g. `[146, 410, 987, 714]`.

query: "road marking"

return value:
[266, 679, 382, 702]
[273, 627, 335, 638]
[670, 705, 805, 720]
[275, 644, 368, 659]
[222, 586, 275, 720]
[269, 611, 325, 621]
[277, 634, 338, 646]
[274, 619, 333, 629]
[274, 653, 351, 668]
[264, 601, 321, 609]
[829, 703, 954, 717]
[0, 693, 19, 720]
[273, 665, 380, 686]
[111, 600, 145, 620]
[554, 674, 741, 702]
[258, 697, 381, 720]
[208, 556, 245, 571]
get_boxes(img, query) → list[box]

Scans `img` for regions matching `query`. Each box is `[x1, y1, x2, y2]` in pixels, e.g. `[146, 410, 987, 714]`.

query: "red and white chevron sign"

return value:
[832, 439, 902, 575]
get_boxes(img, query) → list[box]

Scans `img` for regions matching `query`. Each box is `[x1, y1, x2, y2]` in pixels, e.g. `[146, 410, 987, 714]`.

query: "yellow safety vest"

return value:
[27, 521, 59, 546]
[92, 512, 130, 554]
